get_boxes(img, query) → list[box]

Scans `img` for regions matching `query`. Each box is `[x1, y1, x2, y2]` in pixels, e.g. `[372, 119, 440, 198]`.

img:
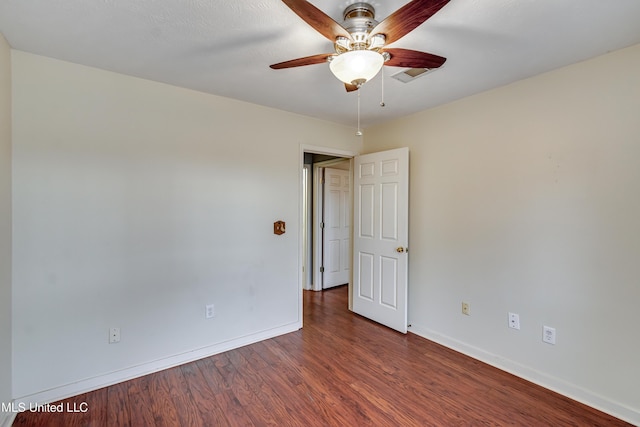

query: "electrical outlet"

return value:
[109, 327, 120, 344]
[543, 326, 556, 344]
[205, 304, 215, 319]
[508, 313, 520, 330]
[461, 302, 470, 316]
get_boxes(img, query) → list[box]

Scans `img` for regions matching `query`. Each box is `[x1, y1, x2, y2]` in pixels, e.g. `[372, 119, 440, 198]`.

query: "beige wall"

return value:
[0, 33, 12, 419]
[11, 51, 361, 400]
[365, 43, 640, 422]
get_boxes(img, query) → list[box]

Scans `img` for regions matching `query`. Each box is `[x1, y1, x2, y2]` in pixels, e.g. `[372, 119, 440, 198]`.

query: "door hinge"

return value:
[320, 266, 325, 273]
[320, 222, 325, 229]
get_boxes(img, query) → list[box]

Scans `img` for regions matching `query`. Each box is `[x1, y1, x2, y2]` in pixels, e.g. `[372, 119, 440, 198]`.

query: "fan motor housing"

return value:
[342, 2, 378, 37]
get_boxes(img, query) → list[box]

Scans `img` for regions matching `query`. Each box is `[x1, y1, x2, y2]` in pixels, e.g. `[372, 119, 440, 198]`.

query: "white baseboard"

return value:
[13, 321, 300, 408]
[408, 324, 639, 426]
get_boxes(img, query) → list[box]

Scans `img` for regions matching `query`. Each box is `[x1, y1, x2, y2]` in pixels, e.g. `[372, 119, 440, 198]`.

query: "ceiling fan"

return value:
[270, 0, 450, 92]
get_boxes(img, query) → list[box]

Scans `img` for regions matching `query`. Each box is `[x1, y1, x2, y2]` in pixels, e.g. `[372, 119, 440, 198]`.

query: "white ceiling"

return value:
[1, 0, 640, 128]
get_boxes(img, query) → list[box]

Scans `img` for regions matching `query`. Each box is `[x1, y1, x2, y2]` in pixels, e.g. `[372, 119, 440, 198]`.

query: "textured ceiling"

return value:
[1, 0, 640, 129]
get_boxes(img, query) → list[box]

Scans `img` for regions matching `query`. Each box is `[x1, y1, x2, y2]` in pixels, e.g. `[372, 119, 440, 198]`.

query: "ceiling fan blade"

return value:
[371, 0, 450, 45]
[282, 0, 352, 42]
[270, 53, 334, 69]
[382, 48, 446, 68]
[345, 84, 359, 92]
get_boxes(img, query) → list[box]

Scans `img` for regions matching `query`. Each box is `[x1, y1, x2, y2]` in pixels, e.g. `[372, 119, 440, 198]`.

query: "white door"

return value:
[353, 147, 409, 333]
[322, 168, 350, 289]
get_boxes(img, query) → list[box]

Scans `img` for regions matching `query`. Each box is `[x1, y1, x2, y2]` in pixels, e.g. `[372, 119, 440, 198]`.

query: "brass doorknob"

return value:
[396, 247, 405, 253]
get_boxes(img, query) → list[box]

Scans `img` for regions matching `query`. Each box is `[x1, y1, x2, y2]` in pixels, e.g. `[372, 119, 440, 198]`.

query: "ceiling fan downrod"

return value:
[335, 2, 385, 53]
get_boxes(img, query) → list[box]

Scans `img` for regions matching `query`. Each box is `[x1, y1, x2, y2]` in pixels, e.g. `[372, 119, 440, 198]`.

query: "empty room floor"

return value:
[12, 286, 631, 426]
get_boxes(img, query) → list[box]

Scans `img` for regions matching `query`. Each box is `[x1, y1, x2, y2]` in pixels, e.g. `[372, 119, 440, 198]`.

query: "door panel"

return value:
[380, 256, 398, 308]
[358, 252, 375, 300]
[353, 148, 409, 333]
[322, 168, 351, 289]
[359, 184, 375, 238]
[381, 182, 398, 240]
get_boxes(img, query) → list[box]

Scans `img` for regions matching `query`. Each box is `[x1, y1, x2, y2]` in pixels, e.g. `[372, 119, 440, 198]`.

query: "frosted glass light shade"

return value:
[329, 50, 384, 86]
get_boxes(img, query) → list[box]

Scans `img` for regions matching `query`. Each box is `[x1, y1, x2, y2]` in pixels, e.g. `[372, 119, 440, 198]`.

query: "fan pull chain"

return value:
[356, 89, 363, 136]
[380, 67, 385, 107]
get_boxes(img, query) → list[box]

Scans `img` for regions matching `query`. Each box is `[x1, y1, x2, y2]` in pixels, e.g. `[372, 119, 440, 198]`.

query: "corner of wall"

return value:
[0, 32, 12, 427]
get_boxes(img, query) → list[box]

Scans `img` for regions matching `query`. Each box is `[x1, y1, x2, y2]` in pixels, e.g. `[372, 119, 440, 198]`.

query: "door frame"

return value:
[299, 145, 358, 322]
[313, 159, 352, 292]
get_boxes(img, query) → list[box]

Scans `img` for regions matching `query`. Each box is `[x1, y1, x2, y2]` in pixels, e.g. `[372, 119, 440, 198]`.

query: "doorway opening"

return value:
[302, 152, 353, 292]
[299, 146, 410, 333]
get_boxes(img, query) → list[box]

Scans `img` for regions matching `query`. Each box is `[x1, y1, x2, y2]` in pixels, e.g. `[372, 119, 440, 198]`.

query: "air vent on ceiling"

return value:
[391, 68, 433, 83]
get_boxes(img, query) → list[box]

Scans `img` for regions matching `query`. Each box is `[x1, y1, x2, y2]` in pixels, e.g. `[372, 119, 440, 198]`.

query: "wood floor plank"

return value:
[147, 370, 181, 427]
[83, 386, 108, 427]
[255, 360, 340, 426]
[304, 324, 493, 424]
[126, 376, 156, 427]
[225, 347, 297, 424]
[180, 362, 230, 426]
[274, 333, 400, 426]
[194, 357, 256, 427]
[12, 285, 634, 426]
[214, 352, 280, 426]
[106, 381, 131, 427]
[61, 393, 92, 427]
[162, 366, 204, 427]
[194, 356, 228, 394]
[236, 345, 270, 371]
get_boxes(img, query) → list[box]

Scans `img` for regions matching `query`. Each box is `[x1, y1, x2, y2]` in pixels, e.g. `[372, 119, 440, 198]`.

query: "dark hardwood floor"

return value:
[13, 286, 631, 426]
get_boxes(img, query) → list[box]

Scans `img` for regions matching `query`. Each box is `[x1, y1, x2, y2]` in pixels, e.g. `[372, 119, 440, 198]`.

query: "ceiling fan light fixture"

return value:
[329, 50, 384, 86]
